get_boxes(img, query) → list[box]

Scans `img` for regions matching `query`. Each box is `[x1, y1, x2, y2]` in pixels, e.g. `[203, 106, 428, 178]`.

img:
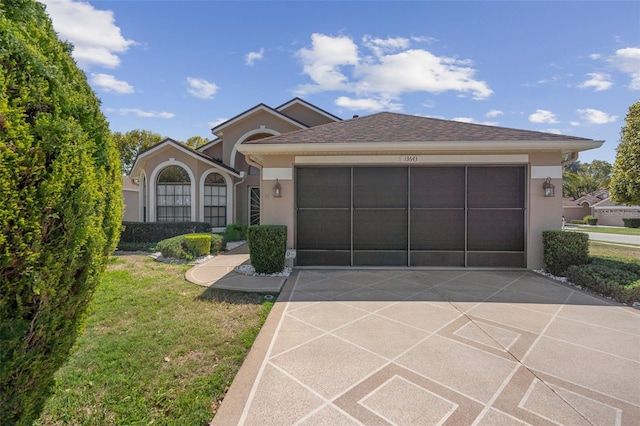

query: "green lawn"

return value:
[37, 255, 274, 425]
[567, 225, 640, 236]
[590, 241, 640, 262]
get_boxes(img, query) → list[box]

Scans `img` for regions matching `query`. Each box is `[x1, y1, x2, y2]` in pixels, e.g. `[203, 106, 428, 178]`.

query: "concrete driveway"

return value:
[213, 269, 640, 425]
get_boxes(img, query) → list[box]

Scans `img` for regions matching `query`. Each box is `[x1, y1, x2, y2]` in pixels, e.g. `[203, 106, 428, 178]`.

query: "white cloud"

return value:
[295, 33, 492, 102]
[452, 117, 476, 124]
[245, 48, 265, 66]
[609, 47, 640, 89]
[486, 109, 503, 118]
[529, 109, 558, 124]
[296, 33, 359, 93]
[114, 108, 174, 119]
[570, 121, 581, 126]
[578, 73, 612, 91]
[362, 35, 410, 58]
[545, 128, 562, 135]
[186, 77, 219, 99]
[334, 96, 402, 112]
[90, 73, 134, 94]
[589, 53, 602, 60]
[41, 0, 135, 69]
[577, 108, 617, 124]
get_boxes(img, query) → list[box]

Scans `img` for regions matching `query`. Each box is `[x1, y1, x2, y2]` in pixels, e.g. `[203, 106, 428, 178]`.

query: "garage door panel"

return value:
[410, 210, 465, 250]
[353, 210, 407, 250]
[468, 166, 525, 209]
[297, 210, 350, 250]
[467, 210, 525, 251]
[354, 251, 407, 267]
[410, 251, 465, 267]
[297, 167, 351, 208]
[354, 167, 407, 208]
[411, 167, 465, 208]
[467, 252, 525, 268]
[297, 250, 351, 266]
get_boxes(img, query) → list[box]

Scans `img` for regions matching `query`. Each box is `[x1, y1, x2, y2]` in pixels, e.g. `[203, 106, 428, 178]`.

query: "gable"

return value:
[276, 98, 342, 127]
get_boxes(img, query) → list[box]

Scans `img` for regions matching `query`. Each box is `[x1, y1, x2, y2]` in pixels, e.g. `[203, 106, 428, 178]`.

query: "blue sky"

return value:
[40, 0, 639, 164]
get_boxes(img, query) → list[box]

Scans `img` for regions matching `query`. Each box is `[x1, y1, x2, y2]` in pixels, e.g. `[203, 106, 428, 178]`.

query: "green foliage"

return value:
[562, 160, 612, 199]
[583, 215, 598, 225]
[119, 221, 211, 245]
[565, 258, 640, 304]
[210, 233, 224, 254]
[156, 233, 223, 260]
[0, 1, 123, 424]
[225, 222, 248, 242]
[570, 219, 586, 225]
[611, 101, 640, 206]
[247, 225, 287, 274]
[184, 234, 212, 257]
[112, 129, 163, 174]
[623, 218, 640, 228]
[156, 235, 194, 260]
[184, 135, 209, 149]
[543, 231, 590, 275]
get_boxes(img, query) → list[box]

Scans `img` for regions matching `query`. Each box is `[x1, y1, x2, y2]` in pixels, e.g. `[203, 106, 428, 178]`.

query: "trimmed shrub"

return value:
[119, 221, 211, 245]
[570, 219, 586, 225]
[622, 218, 640, 228]
[0, 1, 123, 423]
[565, 261, 640, 305]
[210, 234, 224, 255]
[225, 222, 248, 242]
[247, 225, 287, 274]
[156, 235, 193, 260]
[543, 231, 590, 276]
[184, 234, 212, 257]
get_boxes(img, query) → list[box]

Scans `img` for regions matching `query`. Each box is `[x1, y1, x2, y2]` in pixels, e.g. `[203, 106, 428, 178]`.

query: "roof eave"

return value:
[237, 140, 605, 155]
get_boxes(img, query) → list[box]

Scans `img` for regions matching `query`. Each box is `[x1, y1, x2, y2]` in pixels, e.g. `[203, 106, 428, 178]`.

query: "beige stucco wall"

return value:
[217, 111, 303, 165]
[123, 189, 139, 221]
[595, 206, 640, 226]
[278, 103, 337, 127]
[527, 152, 563, 270]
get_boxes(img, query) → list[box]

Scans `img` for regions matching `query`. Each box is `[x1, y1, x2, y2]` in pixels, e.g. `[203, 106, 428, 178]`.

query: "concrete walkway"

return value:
[213, 269, 640, 425]
[185, 243, 286, 293]
[583, 232, 640, 246]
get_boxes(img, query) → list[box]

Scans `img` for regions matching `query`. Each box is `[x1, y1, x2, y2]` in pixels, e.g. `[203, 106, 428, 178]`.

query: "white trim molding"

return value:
[149, 159, 196, 222]
[263, 167, 293, 180]
[295, 154, 529, 165]
[531, 166, 562, 179]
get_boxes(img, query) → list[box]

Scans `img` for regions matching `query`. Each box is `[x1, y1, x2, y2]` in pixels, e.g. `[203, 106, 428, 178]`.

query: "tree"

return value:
[562, 160, 612, 199]
[0, 1, 122, 423]
[184, 135, 209, 149]
[610, 101, 640, 206]
[113, 129, 163, 174]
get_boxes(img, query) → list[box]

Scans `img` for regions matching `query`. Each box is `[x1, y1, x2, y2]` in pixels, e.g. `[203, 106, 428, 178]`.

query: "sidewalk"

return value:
[185, 243, 287, 293]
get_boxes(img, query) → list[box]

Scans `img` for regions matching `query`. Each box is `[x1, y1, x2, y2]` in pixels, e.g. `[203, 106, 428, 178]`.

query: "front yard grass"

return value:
[37, 254, 275, 425]
[568, 225, 640, 236]
[590, 241, 640, 262]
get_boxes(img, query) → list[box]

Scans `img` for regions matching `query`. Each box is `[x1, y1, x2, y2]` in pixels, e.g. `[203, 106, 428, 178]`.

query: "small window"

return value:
[204, 172, 227, 227]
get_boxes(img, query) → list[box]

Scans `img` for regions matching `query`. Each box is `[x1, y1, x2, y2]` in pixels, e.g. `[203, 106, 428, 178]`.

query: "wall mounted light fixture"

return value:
[273, 179, 282, 198]
[543, 177, 555, 197]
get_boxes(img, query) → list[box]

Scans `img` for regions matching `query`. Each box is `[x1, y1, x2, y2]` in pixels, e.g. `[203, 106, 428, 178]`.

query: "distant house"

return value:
[124, 98, 603, 269]
[563, 189, 640, 226]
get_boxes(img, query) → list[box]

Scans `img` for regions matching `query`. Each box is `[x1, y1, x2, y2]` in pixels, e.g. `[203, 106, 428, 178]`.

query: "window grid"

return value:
[204, 173, 227, 227]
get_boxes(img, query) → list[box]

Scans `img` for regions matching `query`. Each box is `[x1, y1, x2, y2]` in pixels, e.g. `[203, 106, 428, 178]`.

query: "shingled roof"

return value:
[242, 112, 595, 145]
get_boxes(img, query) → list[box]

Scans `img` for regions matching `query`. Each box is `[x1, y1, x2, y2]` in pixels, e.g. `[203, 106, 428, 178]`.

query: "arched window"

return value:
[156, 166, 191, 222]
[204, 172, 227, 227]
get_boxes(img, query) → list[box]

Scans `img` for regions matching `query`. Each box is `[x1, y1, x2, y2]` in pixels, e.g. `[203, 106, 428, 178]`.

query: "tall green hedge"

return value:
[247, 225, 287, 274]
[542, 231, 590, 276]
[120, 221, 211, 244]
[0, 1, 123, 424]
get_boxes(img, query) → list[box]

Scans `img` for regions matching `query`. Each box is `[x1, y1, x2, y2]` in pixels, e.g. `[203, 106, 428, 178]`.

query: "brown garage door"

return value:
[296, 166, 526, 268]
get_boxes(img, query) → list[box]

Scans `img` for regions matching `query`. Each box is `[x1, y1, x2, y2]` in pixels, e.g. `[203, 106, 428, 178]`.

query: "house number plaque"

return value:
[401, 155, 419, 163]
